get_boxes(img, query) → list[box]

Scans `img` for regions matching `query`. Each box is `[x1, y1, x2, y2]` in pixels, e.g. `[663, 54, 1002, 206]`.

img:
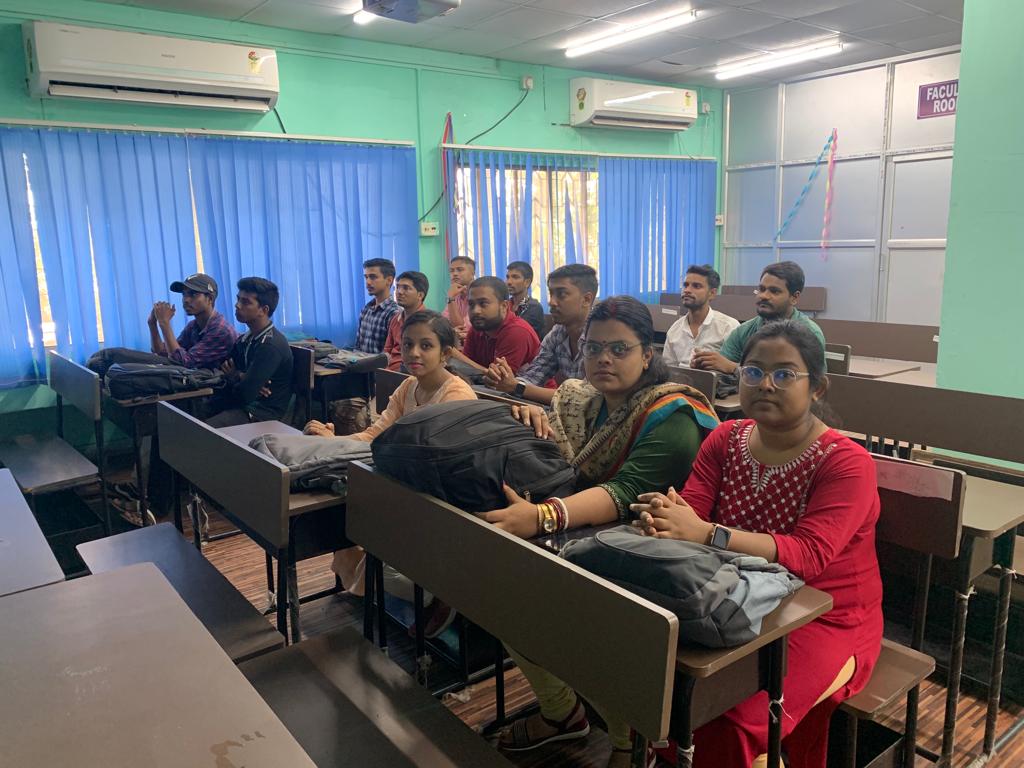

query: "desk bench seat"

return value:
[240, 627, 513, 767]
[77, 523, 283, 663]
[841, 639, 934, 721]
[0, 434, 98, 494]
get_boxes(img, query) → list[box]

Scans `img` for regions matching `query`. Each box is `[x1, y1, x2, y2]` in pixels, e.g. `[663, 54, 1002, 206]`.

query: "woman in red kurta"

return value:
[632, 320, 883, 768]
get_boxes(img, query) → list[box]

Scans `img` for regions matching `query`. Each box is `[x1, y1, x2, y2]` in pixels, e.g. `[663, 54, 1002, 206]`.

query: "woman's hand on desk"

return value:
[631, 488, 713, 543]
[303, 419, 335, 437]
[477, 485, 540, 539]
[510, 403, 552, 439]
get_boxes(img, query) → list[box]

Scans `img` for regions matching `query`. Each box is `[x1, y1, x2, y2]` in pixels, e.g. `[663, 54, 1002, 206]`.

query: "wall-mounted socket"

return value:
[714, 214, 724, 226]
[701, 102, 712, 114]
[521, 75, 534, 91]
[420, 221, 439, 237]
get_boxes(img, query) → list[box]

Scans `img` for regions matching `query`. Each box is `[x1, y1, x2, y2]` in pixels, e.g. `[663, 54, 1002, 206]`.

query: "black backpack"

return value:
[371, 400, 576, 512]
[105, 363, 224, 400]
[87, 347, 177, 376]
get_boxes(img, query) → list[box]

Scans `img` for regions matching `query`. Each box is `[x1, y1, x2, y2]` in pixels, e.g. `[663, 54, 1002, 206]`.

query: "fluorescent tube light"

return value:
[565, 10, 699, 59]
[353, 10, 376, 25]
[715, 40, 844, 80]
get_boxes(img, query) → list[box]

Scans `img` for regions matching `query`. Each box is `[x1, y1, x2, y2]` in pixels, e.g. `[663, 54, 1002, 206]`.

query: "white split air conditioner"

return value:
[570, 78, 698, 131]
[23, 21, 279, 113]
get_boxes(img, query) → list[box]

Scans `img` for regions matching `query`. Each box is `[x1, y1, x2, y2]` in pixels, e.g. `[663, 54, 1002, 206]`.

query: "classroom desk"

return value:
[882, 365, 937, 387]
[313, 364, 373, 421]
[0, 562, 315, 767]
[714, 393, 743, 416]
[102, 387, 213, 524]
[0, 469, 63, 597]
[848, 358, 921, 379]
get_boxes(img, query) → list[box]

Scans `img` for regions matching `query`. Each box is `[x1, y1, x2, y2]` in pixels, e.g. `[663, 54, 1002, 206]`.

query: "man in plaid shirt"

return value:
[149, 273, 237, 370]
[484, 264, 598, 406]
[355, 258, 400, 353]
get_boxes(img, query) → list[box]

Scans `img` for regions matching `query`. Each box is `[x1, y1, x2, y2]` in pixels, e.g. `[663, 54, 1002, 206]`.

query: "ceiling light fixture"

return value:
[714, 39, 844, 80]
[353, 10, 377, 25]
[565, 10, 699, 59]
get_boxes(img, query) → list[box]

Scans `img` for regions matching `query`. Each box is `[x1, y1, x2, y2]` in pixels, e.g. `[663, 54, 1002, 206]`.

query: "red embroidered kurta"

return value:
[683, 420, 883, 768]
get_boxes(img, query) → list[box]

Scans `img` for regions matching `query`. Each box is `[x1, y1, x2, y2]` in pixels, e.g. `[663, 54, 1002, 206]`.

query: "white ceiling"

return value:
[88, 0, 963, 86]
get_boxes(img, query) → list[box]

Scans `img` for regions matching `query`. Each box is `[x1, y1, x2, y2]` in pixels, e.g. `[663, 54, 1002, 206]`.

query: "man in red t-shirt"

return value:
[382, 270, 428, 371]
[451, 276, 540, 374]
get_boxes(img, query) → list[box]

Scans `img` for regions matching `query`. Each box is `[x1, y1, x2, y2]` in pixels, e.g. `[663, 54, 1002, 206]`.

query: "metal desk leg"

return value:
[414, 584, 428, 686]
[494, 636, 506, 727]
[766, 638, 787, 768]
[188, 489, 202, 551]
[275, 546, 289, 640]
[984, 551, 1016, 755]
[376, 560, 387, 654]
[264, 553, 276, 611]
[132, 414, 149, 525]
[170, 470, 182, 534]
[287, 537, 301, 644]
[363, 553, 376, 642]
[94, 421, 111, 535]
[940, 585, 974, 766]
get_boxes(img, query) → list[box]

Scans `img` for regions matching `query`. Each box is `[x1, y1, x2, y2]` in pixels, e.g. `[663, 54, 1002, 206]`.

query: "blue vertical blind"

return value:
[190, 137, 417, 344]
[598, 157, 717, 302]
[0, 127, 417, 385]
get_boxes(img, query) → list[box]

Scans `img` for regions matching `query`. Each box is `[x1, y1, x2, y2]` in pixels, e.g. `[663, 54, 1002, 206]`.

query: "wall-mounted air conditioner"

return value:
[23, 21, 279, 113]
[570, 78, 698, 131]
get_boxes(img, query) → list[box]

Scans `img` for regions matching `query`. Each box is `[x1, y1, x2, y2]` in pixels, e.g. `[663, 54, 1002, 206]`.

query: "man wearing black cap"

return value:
[149, 273, 237, 370]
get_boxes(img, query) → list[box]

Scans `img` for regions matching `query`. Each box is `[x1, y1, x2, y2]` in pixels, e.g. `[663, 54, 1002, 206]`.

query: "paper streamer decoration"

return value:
[773, 131, 835, 243]
[820, 127, 838, 260]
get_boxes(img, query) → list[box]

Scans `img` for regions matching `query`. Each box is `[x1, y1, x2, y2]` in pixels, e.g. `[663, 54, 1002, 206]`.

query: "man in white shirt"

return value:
[662, 264, 739, 367]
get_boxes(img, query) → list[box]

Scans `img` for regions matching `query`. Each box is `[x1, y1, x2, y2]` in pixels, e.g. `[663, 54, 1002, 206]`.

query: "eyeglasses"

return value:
[582, 340, 641, 359]
[738, 366, 812, 389]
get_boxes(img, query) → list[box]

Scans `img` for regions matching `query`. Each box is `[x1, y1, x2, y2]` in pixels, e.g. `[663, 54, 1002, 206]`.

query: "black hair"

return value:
[762, 260, 805, 295]
[402, 310, 456, 351]
[469, 276, 509, 302]
[548, 263, 598, 298]
[397, 270, 429, 298]
[363, 258, 396, 279]
[740, 319, 827, 390]
[585, 295, 669, 388]
[237, 277, 280, 317]
[685, 263, 721, 291]
[450, 256, 476, 272]
[506, 260, 534, 283]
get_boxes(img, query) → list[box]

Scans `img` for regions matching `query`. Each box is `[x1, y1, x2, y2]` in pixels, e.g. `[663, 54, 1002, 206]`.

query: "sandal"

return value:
[499, 699, 590, 752]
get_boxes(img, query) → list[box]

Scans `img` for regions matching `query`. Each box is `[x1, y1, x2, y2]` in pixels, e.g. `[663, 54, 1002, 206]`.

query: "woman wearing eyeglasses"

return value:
[632, 320, 883, 768]
[486, 295, 719, 762]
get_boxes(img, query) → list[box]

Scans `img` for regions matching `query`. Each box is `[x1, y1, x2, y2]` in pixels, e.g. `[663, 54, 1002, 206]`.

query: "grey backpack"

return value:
[560, 526, 804, 648]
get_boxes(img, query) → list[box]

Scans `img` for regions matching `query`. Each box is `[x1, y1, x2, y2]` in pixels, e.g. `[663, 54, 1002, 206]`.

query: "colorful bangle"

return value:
[544, 497, 569, 533]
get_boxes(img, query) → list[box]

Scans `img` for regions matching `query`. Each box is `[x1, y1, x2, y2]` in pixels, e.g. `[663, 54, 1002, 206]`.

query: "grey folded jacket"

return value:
[248, 433, 373, 496]
[560, 526, 805, 648]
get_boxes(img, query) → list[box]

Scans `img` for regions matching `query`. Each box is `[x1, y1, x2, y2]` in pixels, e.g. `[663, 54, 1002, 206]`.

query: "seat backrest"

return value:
[872, 454, 965, 560]
[708, 294, 756, 322]
[722, 285, 827, 313]
[825, 343, 852, 375]
[347, 462, 679, 742]
[815, 319, 939, 363]
[667, 365, 717, 403]
[157, 402, 290, 547]
[646, 303, 681, 335]
[659, 292, 683, 307]
[374, 368, 410, 414]
[47, 351, 100, 422]
[289, 345, 315, 400]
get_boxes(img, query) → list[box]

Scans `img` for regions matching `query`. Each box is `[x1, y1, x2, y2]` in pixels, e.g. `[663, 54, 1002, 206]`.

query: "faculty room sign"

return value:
[918, 79, 958, 119]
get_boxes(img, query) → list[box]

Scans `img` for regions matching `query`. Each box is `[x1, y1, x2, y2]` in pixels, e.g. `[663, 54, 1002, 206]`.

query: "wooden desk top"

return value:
[313, 363, 341, 378]
[0, 563, 315, 767]
[882, 365, 937, 388]
[714, 394, 743, 414]
[0, 469, 63, 597]
[675, 586, 833, 677]
[961, 475, 1024, 539]
[107, 387, 214, 408]
[848, 358, 921, 379]
[0, 434, 98, 494]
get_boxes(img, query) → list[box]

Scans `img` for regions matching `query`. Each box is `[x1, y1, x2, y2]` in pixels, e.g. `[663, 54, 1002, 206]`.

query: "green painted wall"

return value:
[938, 0, 1020, 398]
[0, 0, 723, 305]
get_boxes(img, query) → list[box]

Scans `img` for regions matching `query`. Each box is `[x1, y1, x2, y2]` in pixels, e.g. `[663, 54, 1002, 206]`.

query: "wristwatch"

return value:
[512, 381, 527, 398]
[708, 524, 731, 549]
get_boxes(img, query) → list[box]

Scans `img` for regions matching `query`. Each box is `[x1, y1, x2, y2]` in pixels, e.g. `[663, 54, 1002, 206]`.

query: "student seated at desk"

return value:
[506, 260, 545, 341]
[663, 264, 739, 368]
[693, 261, 825, 376]
[443, 256, 475, 343]
[484, 264, 597, 406]
[481, 297, 719, 765]
[633, 321, 882, 768]
[203, 277, 293, 428]
[450, 277, 540, 375]
[382, 271, 428, 371]
[355, 258, 400, 354]
[305, 311, 476, 630]
[148, 272, 237, 370]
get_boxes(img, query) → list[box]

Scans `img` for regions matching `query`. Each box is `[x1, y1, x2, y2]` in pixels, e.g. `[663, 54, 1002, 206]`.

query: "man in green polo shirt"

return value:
[692, 260, 826, 374]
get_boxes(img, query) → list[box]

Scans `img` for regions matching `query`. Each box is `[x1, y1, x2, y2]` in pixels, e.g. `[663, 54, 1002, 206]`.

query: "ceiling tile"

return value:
[574, 31, 710, 62]
[425, 0, 525, 29]
[730, 21, 839, 51]
[617, 60, 701, 80]
[676, 7, 785, 41]
[240, 1, 355, 32]
[125, 0, 266, 19]
[854, 14, 960, 45]
[345, 17, 447, 45]
[423, 28, 528, 56]
[468, 6, 592, 40]
[901, 0, 963, 21]
[800, 0, 926, 33]
[662, 40, 764, 67]
[523, 0, 656, 19]
[743, 0, 860, 20]
[891, 31, 963, 52]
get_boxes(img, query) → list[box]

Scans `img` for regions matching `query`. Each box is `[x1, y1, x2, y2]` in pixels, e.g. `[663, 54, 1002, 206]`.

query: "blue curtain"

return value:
[0, 127, 197, 373]
[0, 129, 47, 384]
[189, 137, 417, 344]
[598, 157, 717, 302]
